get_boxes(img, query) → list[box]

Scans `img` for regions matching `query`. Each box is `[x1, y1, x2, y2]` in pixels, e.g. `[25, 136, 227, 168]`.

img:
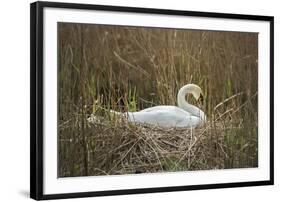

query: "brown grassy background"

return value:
[58, 23, 258, 177]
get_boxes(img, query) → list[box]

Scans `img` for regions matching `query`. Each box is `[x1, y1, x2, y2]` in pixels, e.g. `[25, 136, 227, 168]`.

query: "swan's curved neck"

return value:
[177, 85, 206, 121]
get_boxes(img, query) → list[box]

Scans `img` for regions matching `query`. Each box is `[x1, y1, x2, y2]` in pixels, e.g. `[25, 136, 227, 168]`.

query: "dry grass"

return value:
[58, 23, 258, 177]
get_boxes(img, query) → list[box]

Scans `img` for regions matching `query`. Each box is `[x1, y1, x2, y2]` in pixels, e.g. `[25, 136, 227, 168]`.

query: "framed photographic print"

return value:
[30, 1, 274, 200]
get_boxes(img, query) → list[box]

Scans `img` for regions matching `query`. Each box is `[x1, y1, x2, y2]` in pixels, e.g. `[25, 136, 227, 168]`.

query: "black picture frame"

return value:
[30, 1, 274, 200]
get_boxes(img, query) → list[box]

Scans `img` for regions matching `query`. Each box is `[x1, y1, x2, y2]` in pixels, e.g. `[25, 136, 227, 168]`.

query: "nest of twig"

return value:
[79, 118, 227, 176]
[59, 111, 258, 177]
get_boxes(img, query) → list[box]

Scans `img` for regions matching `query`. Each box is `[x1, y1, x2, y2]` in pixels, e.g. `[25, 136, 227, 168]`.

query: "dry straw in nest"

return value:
[83, 118, 226, 176]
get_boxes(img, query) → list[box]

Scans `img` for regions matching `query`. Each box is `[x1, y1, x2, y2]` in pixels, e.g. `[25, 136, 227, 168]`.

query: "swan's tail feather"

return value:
[109, 109, 123, 116]
[87, 110, 125, 124]
[87, 114, 104, 124]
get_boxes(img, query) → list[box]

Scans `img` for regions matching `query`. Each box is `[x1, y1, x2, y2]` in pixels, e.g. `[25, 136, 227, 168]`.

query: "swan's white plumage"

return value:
[123, 84, 206, 127]
[126, 106, 200, 127]
[139, 105, 191, 114]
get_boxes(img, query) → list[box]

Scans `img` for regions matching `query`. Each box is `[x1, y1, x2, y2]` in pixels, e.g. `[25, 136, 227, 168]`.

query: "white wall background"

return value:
[0, 0, 279, 201]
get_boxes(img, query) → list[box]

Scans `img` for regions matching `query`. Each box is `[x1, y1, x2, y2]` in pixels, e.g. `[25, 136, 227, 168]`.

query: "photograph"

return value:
[58, 22, 258, 177]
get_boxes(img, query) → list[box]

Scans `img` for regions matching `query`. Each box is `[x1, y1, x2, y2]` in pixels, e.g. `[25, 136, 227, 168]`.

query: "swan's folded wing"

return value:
[140, 105, 192, 116]
[127, 107, 197, 127]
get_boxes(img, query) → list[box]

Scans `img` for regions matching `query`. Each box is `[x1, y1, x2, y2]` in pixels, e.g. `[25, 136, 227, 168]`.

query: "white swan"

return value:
[123, 84, 206, 128]
[88, 84, 206, 128]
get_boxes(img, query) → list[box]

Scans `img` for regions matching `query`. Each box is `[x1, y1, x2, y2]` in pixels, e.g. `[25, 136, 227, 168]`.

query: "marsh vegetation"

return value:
[58, 23, 258, 177]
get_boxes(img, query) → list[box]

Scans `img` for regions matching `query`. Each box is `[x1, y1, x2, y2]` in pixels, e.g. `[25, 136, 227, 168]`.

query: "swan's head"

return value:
[177, 83, 204, 107]
[187, 84, 204, 102]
